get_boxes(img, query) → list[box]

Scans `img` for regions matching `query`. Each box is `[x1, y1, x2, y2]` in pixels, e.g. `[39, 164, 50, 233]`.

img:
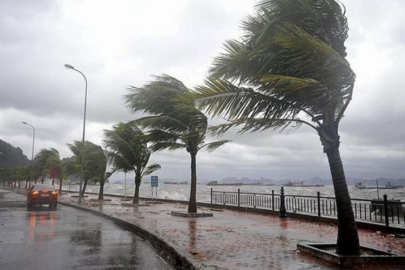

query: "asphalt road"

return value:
[0, 190, 172, 270]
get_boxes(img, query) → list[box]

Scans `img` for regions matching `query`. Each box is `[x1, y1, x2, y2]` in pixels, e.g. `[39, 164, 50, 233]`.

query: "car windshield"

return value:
[33, 184, 54, 190]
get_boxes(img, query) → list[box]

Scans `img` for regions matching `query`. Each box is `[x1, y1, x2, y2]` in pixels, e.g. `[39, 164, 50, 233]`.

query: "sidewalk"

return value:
[61, 194, 405, 270]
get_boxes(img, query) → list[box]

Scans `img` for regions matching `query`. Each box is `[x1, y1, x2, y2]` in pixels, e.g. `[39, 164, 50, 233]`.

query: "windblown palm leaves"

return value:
[78, 142, 109, 200]
[125, 75, 230, 213]
[125, 75, 230, 155]
[104, 122, 161, 204]
[193, 0, 359, 255]
[45, 152, 63, 186]
[198, 0, 354, 134]
[67, 141, 108, 197]
[34, 148, 61, 185]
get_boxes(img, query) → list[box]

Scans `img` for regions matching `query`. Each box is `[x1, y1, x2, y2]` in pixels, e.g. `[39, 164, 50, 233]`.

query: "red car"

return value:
[27, 184, 58, 208]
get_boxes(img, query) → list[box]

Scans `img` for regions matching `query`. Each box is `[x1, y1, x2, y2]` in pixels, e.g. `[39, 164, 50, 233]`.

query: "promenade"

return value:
[60, 194, 405, 270]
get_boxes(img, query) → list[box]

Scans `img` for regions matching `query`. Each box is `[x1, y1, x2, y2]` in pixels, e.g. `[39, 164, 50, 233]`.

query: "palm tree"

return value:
[104, 122, 161, 204]
[193, 0, 359, 255]
[0, 168, 14, 187]
[34, 148, 60, 185]
[80, 142, 111, 200]
[67, 141, 107, 198]
[45, 151, 63, 187]
[61, 160, 79, 194]
[15, 166, 31, 189]
[125, 75, 230, 213]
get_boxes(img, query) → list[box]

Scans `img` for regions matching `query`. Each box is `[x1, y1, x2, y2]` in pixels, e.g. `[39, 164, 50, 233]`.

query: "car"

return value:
[27, 184, 58, 208]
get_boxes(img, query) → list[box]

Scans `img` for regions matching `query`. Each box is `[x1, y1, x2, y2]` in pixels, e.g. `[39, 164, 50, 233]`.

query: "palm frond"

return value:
[194, 78, 298, 120]
[142, 163, 161, 176]
[125, 74, 189, 115]
[200, 140, 231, 152]
[147, 129, 180, 143]
[127, 75, 211, 155]
[131, 116, 188, 133]
[149, 142, 187, 152]
[199, 0, 354, 128]
[256, 0, 349, 55]
[209, 117, 305, 136]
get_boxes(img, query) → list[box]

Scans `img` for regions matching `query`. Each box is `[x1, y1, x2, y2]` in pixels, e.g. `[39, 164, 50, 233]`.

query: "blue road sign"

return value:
[151, 176, 158, 187]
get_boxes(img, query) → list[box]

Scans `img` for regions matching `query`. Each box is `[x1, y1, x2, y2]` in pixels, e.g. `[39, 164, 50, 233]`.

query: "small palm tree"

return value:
[67, 141, 108, 198]
[81, 143, 111, 200]
[0, 168, 14, 187]
[15, 166, 30, 189]
[125, 75, 230, 213]
[61, 160, 79, 194]
[104, 122, 161, 204]
[45, 152, 63, 187]
[34, 148, 60, 185]
[193, 0, 359, 255]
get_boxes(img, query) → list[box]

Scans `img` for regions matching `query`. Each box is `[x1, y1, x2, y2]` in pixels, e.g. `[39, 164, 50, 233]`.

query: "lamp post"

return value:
[64, 64, 88, 204]
[22, 122, 35, 189]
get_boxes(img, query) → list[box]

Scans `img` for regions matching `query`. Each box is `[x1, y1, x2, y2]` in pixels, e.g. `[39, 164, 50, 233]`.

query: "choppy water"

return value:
[66, 182, 405, 202]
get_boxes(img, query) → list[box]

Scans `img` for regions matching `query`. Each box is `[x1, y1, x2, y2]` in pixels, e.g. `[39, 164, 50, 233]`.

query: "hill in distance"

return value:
[0, 139, 30, 168]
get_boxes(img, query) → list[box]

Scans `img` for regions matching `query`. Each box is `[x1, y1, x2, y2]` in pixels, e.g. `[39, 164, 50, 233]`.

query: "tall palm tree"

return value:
[125, 75, 230, 213]
[193, 0, 359, 255]
[104, 122, 161, 204]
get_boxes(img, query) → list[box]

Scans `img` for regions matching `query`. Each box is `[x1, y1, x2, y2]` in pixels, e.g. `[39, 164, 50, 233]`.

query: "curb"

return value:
[59, 201, 198, 270]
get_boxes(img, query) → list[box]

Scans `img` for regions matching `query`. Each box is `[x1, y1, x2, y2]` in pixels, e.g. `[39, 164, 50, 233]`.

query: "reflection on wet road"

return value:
[0, 191, 172, 270]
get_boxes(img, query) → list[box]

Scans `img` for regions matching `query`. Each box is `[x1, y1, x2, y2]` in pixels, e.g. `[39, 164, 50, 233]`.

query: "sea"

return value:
[65, 181, 405, 202]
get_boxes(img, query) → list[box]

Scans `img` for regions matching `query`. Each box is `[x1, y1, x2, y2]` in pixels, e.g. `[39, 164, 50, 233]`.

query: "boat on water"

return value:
[355, 182, 367, 189]
[355, 181, 402, 190]
[164, 181, 188, 185]
[284, 181, 325, 187]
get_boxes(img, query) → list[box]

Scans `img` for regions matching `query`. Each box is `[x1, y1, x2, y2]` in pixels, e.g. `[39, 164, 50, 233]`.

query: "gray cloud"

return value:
[1, 0, 404, 181]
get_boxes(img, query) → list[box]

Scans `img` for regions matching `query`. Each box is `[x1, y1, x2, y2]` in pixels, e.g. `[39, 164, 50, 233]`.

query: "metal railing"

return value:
[211, 188, 405, 228]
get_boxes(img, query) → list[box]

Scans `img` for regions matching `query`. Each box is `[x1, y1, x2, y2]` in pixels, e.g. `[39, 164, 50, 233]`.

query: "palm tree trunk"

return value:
[326, 146, 360, 255]
[188, 153, 197, 213]
[98, 181, 104, 200]
[59, 178, 63, 194]
[52, 177, 55, 186]
[81, 179, 88, 197]
[133, 172, 141, 204]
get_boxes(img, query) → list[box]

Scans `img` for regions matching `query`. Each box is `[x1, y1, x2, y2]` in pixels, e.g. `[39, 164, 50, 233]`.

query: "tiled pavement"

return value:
[61, 195, 405, 270]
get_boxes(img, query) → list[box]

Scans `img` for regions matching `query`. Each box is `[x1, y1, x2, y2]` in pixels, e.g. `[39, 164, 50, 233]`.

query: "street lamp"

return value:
[64, 63, 88, 204]
[22, 122, 35, 189]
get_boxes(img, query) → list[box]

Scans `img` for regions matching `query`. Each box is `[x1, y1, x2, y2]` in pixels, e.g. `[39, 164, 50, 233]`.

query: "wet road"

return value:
[0, 190, 172, 270]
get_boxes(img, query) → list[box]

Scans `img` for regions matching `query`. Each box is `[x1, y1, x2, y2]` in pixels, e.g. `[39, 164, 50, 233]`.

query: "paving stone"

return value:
[61, 195, 405, 270]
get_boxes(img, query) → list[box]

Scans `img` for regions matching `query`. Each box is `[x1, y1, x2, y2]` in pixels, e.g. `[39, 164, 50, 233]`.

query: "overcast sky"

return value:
[1, 0, 404, 181]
